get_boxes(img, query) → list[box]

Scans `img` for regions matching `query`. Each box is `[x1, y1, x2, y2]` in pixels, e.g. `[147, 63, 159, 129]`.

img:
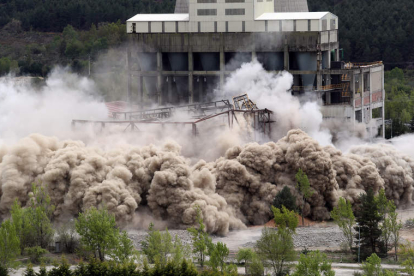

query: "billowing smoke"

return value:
[1, 63, 414, 235]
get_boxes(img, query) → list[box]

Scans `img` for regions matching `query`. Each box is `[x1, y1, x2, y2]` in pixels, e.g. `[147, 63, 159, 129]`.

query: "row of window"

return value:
[197, 8, 245, 16]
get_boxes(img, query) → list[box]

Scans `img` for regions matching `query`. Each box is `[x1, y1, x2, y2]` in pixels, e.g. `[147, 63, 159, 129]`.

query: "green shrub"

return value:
[25, 246, 48, 264]
[0, 264, 8, 276]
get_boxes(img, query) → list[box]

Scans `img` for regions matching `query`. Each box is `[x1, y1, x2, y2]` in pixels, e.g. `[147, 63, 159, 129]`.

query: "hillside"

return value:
[308, 0, 414, 69]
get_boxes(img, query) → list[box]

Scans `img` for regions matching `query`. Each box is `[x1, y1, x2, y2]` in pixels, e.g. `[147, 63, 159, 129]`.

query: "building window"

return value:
[198, 22, 201, 32]
[197, 0, 217, 2]
[197, 9, 217, 16]
[266, 0, 272, 2]
[176, 21, 179, 32]
[293, 20, 296, 31]
[225, 0, 245, 2]
[265, 21, 268, 32]
[257, 0, 263, 2]
[226, 21, 228, 32]
[214, 21, 217, 32]
[225, 9, 245, 15]
[279, 21, 282, 31]
[132, 23, 136, 33]
[242, 21, 245, 32]
[162, 22, 165, 33]
[148, 22, 151, 33]
[330, 19, 336, 30]
[308, 20, 311, 31]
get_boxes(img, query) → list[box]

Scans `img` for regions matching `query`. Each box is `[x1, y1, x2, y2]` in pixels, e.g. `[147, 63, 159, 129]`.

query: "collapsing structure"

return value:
[126, 0, 385, 137]
[72, 95, 273, 137]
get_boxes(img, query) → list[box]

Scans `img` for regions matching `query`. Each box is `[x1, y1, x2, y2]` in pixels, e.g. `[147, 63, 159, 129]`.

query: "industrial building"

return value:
[125, 0, 385, 137]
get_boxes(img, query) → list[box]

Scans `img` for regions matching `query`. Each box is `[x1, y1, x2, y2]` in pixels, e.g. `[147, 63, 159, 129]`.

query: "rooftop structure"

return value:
[125, 0, 385, 138]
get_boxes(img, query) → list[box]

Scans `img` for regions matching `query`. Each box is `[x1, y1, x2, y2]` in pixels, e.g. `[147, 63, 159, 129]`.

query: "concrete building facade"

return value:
[126, 0, 385, 137]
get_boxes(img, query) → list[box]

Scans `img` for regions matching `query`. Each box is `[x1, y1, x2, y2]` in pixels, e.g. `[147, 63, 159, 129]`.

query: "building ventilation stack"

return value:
[274, 0, 309, 12]
[175, 0, 189, 13]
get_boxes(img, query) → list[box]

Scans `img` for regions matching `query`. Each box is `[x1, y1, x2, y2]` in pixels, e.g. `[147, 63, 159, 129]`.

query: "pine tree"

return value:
[272, 186, 297, 212]
[353, 189, 385, 261]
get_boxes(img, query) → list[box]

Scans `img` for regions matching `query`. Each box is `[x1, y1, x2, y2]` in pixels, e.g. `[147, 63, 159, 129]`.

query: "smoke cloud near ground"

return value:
[1, 62, 414, 235]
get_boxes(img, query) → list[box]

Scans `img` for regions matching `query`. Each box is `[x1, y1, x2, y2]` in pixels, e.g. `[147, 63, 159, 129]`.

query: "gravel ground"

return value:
[127, 225, 346, 252]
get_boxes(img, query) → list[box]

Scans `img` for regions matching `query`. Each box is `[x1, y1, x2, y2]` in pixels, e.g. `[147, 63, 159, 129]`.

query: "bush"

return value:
[25, 246, 48, 264]
[0, 264, 8, 276]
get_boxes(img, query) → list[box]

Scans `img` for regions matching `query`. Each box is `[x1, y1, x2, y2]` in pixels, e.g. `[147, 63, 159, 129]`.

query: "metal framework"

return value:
[72, 108, 273, 137]
[112, 100, 232, 120]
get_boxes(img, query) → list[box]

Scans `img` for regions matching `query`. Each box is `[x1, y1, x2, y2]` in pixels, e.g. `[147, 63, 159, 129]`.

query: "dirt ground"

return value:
[397, 206, 414, 242]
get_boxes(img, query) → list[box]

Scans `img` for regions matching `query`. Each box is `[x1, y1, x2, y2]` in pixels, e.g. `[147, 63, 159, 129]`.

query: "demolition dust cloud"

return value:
[0, 64, 413, 235]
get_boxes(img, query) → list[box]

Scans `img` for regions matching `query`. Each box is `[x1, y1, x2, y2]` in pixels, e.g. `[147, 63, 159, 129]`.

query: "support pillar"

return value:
[316, 51, 322, 90]
[188, 47, 194, 103]
[219, 34, 225, 94]
[157, 50, 162, 105]
[139, 76, 144, 109]
[127, 42, 132, 104]
[283, 37, 289, 70]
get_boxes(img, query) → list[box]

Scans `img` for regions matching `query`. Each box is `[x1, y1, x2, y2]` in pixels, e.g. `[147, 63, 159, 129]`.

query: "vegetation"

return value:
[308, 0, 414, 68]
[383, 68, 414, 138]
[187, 206, 213, 268]
[75, 206, 119, 261]
[353, 189, 386, 261]
[331, 197, 355, 252]
[292, 250, 334, 276]
[0, 0, 175, 32]
[272, 186, 297, 212]
[236, 248, 255, 275]
[256, 206, 298, 276]
[296, 169, 313, 227]
[0, 219, 20, 270]
[10, 184, 55, 252]
[142, 223, 188, 267]
[360, 253, 399, 276]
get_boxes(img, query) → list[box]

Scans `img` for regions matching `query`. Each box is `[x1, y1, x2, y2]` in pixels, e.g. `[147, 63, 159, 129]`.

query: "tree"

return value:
[110, 231, 137, 263]
[272, 186, 297, 212]
[255, 227, 295, 276]
[27, 183, 55, 249]
[400, 243, 414, 275]
[361, 253, 382, 276]
[296, 169, 313, 226]
[75, 206, 119, 261]
[10, 184, 55, 250]
[292, 250, 334, 276]
[0, 219, 20, 270]
[272, 205, 298, 233]
[237, 248, 255, 275]
[141, 224, 173, 266]
[142, 223, 189, 267]
[187, 205, 213, 268]
[208, 242, 229, 273]
[360, 253, 399, 276]
[330, 197, 355, 252]
[353, 189, 385, 260]
[388, 211, 402, 261]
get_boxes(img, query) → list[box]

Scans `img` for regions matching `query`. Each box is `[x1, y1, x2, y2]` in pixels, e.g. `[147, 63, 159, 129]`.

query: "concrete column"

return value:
[326, 92, 331, 105]
[316, 51, 322, 90]
[127, 42, 132, 104]
[252, 51, 256, 61]
[219, 34, 225, 94]
[188, 48, 194, 103]
[157, 50, 162, 105]
[283, 37, 289, 70]
[168, 76, 173, 104]
[139, 76, 144, 109]
[360, 70, 365, 124]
